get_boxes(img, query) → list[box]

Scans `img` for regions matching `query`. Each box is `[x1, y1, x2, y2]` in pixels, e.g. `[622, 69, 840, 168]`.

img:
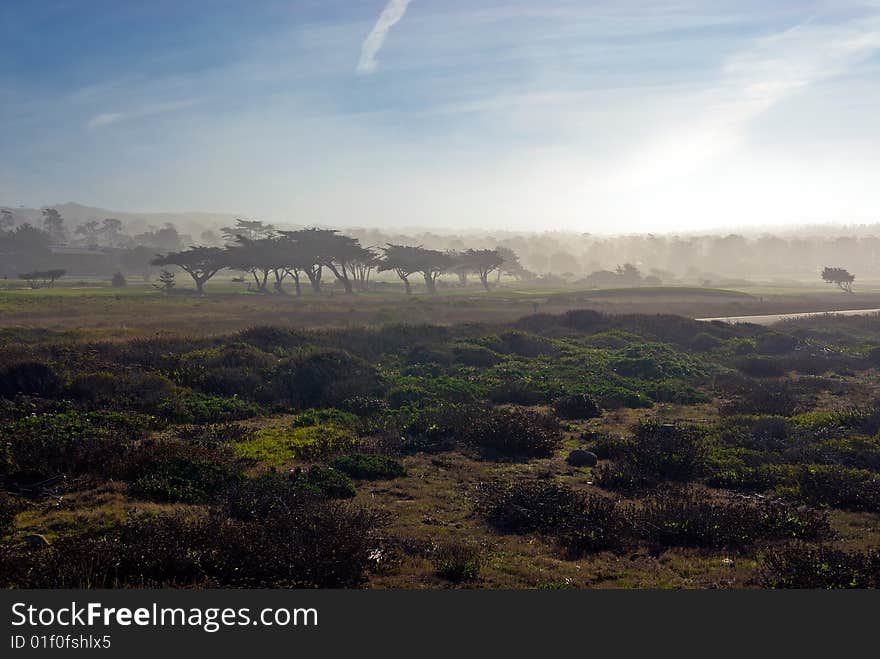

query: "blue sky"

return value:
[2, 0, 879, 232]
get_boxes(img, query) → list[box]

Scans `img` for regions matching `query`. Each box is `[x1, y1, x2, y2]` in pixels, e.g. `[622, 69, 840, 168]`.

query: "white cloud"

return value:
[357, 0, 412, 74]
[87, 112, 124, 129]
[86, 98, 201, 130]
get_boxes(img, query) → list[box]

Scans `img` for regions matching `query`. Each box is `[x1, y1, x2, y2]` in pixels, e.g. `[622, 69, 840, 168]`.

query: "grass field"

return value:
[3, 278, 876, 338]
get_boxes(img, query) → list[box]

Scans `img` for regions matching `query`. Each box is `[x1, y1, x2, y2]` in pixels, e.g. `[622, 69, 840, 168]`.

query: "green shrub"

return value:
[0, 411, 157, 484]
[267, 350, 384, 408]
[331, 453, 406, 480]
[553, 393, 601, 420]
[629, 489, 832, 550]
[794, 465, 880, 512]
[755, 333, 798, 355]
[459, 407, 562, 459]
[0, 361, 63, 398]
[475, 479, 628, 555]
[234, 423, 359, 464]
[451, 344, 503, 368]
[431, 540, 481, 583]
[156, 392, 260, 423]
[592, 385, 652, 409]
[291, 466, 356, 499]
[760, 544, 880, 588]
[3, 504, 384, 588]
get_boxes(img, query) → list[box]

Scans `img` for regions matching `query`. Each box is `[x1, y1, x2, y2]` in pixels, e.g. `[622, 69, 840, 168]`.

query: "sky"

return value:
[1, 0, 880, 233]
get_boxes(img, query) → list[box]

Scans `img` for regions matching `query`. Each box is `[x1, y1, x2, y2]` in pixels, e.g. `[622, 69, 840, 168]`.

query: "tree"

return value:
[460, 249, 503, 291]
[0, 209, 14, 232]
[226, 236, 274, 292]
[822, 267, 855, 293]
[377, 244, 422, 294]
[407, 246, 452, 294]
[221, 218, 276, 244]
[495, 246, 526, 282]
[111, 272, 127, 288]
[151, 247, 227, 294]
[100, 218, 124, 246]
[74, 220, 101, 245]
[153, 270, 176, 292]
[18, 269, 65, 289]
[41, 208, 66, 244]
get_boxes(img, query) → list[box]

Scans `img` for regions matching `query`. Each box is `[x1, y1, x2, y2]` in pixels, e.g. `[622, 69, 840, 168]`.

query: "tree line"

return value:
[151, 220, 522, 294]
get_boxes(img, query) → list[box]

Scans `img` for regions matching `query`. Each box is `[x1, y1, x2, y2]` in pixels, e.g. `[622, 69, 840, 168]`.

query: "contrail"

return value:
[357, 0, 412, 74]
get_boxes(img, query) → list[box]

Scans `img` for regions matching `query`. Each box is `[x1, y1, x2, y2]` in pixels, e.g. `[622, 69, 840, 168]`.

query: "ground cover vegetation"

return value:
[2, 309, 880, 588]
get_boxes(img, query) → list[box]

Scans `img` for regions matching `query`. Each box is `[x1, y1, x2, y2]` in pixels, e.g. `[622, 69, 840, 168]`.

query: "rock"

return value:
[553, 394, 602, 420]
[22, 533, 50, 550]
[566, 450, 598, 467]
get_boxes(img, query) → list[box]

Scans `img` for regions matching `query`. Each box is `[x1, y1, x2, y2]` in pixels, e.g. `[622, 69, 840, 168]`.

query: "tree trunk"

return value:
[423, 272, 437, 294]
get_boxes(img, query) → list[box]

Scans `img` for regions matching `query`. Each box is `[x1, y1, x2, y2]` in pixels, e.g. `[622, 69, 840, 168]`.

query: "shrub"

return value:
[431, 540, 481, 583]
[623, 421, 706, 482]
[475, 479, 627, 555]
[553, 393, 601, 420]
[736, 356, 786, 378]
[387, 385, 430, 409]
[267, 350, 383, 408]
[0, 411, 156, 484]
[629, 490, 832, 550]
[175, 422, 252, 447]
[234, 424, 360, 464]
[690, 332, 722, 351]
[331, 453, 406, 480]
[592, 385, 652, 409]
[290, 466, 356, 499]
[459, 407, 562, 459]
[487, 379, 553, 405]
[4, 504, 385, 588]
[756, 333, 798, 355]
[794, 465, 880, 512]
[451, 344, 503, 368]
[156, 392, 260, 423]
[291, 408, 358, 428]
[760, 544, 880, 588]
[340, 396, 389, 417]
[120, 440, 243, 503]
[0, 361, 63, 398]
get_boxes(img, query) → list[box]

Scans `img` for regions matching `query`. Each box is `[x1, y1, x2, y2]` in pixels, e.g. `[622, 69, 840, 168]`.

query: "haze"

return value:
[2, 0, 879, 233]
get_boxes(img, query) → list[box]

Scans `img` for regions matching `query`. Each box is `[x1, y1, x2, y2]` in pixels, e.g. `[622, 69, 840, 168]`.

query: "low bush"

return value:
[120, 440, 243, 504]
[623, 421, 706, 482]
[794, 465, 880, 512]
[755, 333, 798, 355]
[290, 466, 356, 499]
[266, 350, 384, 409]
[175, 422, 252, 447]
[629, 489, 832, 550]
[475, 479, 628, 555]
[431, 540, 482, 583]
[331, 453, 406, 480]
[553, 393, 601, 420]
[234, 423, 360, 464]
[0, 361, 63, 398]
[451, 344, 503, 368]
[3, 503, 384, 588]
[459, 407, 562, 459]
[0, 411, 157, 485]
[736, 356, 787, 378]
[156, 392, 260, 424]
[760, 544, 880, 588]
